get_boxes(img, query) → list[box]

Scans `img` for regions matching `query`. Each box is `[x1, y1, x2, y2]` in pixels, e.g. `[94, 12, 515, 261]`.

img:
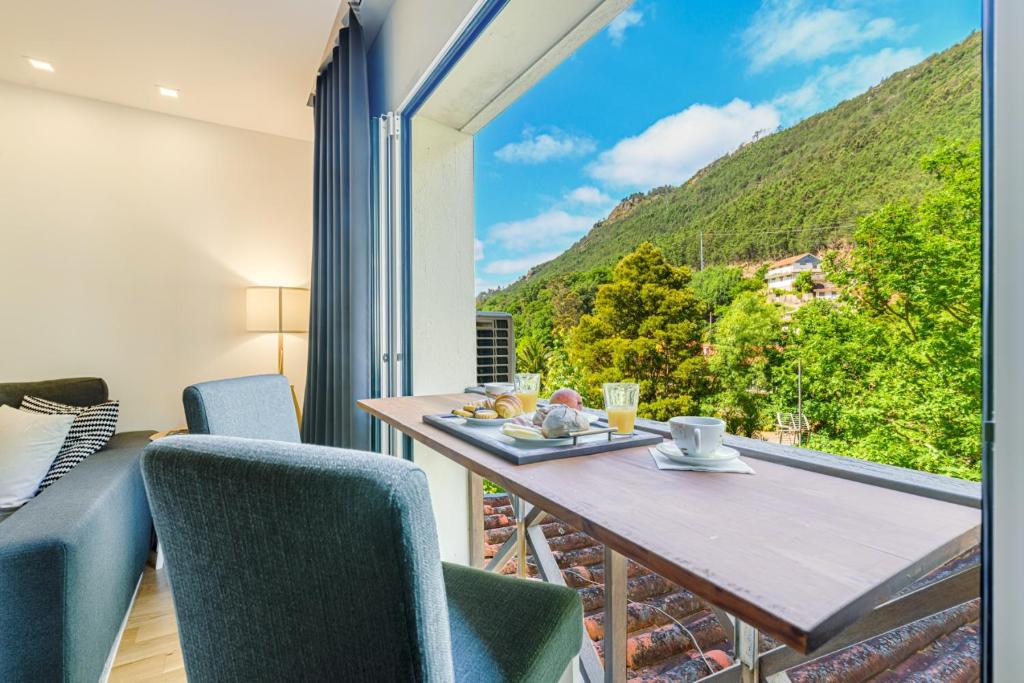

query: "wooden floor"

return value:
[109, 566, 186, 682]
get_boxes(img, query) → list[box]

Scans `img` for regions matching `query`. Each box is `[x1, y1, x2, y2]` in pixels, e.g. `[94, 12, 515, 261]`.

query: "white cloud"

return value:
[482, 251, 564, 276]
[774, 46, 925, 121]
[475, 277, 503, 294]
[487, 209, 599, 250]
[607, 8, 644, 46]
[587, 99, 780, 189]
[474, 238, 484, 261]
[565, 185, 614, 206]
[495, 129, 597, 164]
[743, 0, 897, 72]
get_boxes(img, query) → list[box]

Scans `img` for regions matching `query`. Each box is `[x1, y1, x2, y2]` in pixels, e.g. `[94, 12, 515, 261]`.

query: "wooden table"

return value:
[359, 394, 980, 683]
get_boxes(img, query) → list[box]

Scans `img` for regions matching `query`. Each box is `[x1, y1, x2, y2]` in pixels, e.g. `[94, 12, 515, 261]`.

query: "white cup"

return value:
[669, 416, 726, 457]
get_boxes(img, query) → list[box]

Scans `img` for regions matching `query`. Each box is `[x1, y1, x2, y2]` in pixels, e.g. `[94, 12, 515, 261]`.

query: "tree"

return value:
[689, 265, 764, 321]
[793, 271, 815, 296]
[800, 140, 982, 479]
[516, 336, 550, 377]
[569, 242, 707, 419]
[705, 292, 783, 436]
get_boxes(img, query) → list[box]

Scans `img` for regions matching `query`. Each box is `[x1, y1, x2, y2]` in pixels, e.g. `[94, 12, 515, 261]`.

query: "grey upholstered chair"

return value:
[141, 435, 583, 682]
[182, 374, 300, 442]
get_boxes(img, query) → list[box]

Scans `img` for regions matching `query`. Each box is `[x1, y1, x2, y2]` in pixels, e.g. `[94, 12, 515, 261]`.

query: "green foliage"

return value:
[568, 243, 708, 420]
[782, 140, 982, 479]
[690, 265, 760, 319]
[705, 292, 783, 436]
[793, 271, 815, 295]
[516, 336, 550, 378]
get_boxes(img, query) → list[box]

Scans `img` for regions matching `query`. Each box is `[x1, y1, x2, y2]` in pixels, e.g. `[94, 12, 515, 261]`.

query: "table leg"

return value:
[737, 620, 760, 683]
[513, 495, 531, 578]
[469, 472, 485, 569]
[603, 547, 628, 683]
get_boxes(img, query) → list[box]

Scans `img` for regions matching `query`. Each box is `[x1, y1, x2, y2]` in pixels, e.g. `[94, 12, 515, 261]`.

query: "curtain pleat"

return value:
[303, 14, 372, 450]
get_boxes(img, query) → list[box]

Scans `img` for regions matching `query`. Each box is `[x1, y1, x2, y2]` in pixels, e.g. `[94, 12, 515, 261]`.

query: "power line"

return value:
[698, 222, 856, 240]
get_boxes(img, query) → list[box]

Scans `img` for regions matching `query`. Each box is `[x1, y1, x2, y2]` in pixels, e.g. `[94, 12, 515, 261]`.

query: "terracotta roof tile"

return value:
[769, 252, 819, 268]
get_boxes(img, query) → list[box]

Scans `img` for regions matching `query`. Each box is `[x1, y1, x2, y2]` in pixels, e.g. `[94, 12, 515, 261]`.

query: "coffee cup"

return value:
[669, 416, 726, 457]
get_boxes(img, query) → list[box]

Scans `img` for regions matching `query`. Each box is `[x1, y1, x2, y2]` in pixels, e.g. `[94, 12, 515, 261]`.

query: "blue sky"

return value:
[473, 0, 980, 292]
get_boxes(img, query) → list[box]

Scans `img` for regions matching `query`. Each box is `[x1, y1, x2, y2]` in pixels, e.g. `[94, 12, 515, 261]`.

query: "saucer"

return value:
[656, 441, 740, 465]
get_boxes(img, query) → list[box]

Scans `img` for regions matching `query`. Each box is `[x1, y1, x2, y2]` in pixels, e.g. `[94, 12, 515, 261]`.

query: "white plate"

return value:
[657, 441, 740, 465]
[462, 416, 513, 427]
[502, 433, 572, 448]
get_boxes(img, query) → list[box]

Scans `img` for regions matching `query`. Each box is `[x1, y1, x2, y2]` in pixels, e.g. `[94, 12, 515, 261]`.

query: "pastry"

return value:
[474, 409, 498, 420]
[494, 394, 524, 418]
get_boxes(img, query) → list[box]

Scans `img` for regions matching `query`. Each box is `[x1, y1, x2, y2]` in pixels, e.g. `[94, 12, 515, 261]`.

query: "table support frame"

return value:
[472, 496, 978, 683]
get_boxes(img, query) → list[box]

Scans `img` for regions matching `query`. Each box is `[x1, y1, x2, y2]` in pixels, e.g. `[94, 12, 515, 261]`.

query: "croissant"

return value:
[494, 393, 524, 418]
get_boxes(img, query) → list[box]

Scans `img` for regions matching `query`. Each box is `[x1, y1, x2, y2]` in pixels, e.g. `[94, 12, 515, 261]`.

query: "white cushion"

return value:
[0, 405, 75, 508]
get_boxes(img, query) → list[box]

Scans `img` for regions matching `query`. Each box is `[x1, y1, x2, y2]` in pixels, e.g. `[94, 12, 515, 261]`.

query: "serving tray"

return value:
[423, 413, 662, 465]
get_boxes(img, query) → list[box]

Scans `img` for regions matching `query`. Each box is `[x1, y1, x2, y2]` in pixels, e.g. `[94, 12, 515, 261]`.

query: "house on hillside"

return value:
[765, 253, 821, 290]
[765, 252, 840, 309]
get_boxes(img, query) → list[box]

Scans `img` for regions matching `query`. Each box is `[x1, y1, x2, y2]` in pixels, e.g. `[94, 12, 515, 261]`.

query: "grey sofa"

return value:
[0, 378, 154, 682]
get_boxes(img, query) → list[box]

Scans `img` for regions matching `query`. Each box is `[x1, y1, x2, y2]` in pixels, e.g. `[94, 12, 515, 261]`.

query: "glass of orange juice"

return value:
[513, 373, 541, 413]
[603, 382, 640, 435]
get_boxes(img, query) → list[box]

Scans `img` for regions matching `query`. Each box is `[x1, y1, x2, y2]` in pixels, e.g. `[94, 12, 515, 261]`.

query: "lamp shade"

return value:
[246, 287, 310, 333]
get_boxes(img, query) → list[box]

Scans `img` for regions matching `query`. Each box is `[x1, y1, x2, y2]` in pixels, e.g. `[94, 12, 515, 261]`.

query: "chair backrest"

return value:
[141, 435, 455, 682]
[182, 374, 300, 442]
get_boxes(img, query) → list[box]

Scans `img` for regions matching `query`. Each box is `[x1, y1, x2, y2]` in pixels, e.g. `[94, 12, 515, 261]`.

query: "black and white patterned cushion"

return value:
[20, 396, 119, 490]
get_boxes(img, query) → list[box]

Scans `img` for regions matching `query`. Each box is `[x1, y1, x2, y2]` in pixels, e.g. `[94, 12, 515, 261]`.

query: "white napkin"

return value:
[648, 447, 756, 474]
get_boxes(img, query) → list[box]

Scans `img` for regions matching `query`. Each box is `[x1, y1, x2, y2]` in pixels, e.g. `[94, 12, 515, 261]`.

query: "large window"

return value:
[475, 0, 983, 481]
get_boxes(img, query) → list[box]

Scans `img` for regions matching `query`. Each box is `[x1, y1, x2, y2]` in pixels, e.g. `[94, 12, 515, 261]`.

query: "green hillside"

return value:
[481, 32, 980, 302]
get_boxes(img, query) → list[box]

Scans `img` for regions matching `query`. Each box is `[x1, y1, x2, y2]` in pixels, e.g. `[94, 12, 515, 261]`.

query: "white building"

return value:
[765, 252, 822, 291]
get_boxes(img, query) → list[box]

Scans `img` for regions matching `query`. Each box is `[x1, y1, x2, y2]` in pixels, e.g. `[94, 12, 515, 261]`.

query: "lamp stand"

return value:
[278, 332, 303, 428]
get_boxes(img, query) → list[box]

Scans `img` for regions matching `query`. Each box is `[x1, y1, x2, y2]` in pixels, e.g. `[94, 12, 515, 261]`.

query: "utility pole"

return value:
[699, 230, 705, 271]
[797, 359, 803, 446]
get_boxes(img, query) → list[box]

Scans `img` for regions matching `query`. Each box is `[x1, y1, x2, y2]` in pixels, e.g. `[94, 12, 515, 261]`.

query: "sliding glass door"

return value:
[371, 112, 406, 457]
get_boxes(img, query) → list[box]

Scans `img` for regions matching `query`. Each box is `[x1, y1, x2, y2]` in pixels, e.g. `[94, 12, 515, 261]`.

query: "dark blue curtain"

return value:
[303, 15, 372, 449]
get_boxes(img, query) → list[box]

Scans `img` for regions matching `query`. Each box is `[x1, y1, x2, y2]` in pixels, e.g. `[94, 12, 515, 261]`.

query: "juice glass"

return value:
[513, 373, 541, 413]
[603, 382, 640, 434]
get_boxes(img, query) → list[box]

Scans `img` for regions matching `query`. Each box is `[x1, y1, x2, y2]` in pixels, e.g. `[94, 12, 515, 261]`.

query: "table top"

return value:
[358, 394, 981, 653]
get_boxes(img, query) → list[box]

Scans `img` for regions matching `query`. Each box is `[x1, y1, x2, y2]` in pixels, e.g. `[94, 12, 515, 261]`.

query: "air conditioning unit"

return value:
[476, 312, 515, 385]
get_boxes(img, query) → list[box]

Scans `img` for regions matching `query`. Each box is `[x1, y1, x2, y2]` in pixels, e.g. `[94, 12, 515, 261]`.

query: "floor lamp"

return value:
[246, 286, 309, 426]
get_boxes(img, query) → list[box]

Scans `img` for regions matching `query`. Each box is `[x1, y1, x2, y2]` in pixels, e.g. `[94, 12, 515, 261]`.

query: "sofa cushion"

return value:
[0, 406, 75, 508]
[0, 378, 109, 409]
[21, 396, 120, 489]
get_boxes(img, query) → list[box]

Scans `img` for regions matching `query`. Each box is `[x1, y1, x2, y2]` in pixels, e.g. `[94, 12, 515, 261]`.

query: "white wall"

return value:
[0, 81, 312, 431]
[410, 114, 477, 563]
[992, 0, 1024, 678]
[366, 0, 477, 114]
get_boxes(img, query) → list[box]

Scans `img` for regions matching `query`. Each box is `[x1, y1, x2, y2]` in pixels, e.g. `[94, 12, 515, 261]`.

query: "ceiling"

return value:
[0, 0, 391, 141]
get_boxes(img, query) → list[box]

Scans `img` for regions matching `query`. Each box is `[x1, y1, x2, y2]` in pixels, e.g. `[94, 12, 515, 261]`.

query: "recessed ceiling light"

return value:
[26, 57, 54, 72]
[157, 86, 179, 98]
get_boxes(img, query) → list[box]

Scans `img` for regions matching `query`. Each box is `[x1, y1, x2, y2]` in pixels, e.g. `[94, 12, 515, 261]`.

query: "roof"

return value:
[769, 253, 821, 269]
[483, 492, 979, 682]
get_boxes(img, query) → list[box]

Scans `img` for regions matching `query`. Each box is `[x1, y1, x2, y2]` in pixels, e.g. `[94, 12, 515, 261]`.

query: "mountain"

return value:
[481, 32, 980, 302]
